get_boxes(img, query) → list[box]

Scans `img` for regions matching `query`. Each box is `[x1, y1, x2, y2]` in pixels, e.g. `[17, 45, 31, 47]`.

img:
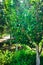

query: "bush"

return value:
[0, 49, 43, 65]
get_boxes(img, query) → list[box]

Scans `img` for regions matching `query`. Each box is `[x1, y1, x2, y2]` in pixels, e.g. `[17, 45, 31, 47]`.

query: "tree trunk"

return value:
[16, 43, 18, 51]
[36, 45, 40, 65]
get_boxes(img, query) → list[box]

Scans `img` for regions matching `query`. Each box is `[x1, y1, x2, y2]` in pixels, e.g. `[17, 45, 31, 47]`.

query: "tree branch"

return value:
[31, 48, 36, 51]
[39, 47, 42, 55]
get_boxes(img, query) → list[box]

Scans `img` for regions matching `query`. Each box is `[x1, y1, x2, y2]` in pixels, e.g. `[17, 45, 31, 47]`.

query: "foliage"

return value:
[1, 0, 43, 44]
[4, 0, 43, 44]
[0, 1, 6, 37]
[0, 49, 35, 65]
[0, 49, 43, 65]
[0, 0, 43, 65]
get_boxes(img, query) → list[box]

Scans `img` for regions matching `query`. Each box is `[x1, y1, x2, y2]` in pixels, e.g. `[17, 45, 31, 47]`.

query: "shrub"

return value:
[0, 49, 43, 65]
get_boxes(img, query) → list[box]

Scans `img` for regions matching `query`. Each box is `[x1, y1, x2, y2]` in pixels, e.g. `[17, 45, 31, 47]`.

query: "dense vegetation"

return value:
[0, 0, 43, 65]
[0, 48, 43, 65]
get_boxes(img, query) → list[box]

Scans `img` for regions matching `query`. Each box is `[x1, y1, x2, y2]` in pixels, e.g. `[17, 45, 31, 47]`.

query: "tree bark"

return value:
[36, 45, 40, 65]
